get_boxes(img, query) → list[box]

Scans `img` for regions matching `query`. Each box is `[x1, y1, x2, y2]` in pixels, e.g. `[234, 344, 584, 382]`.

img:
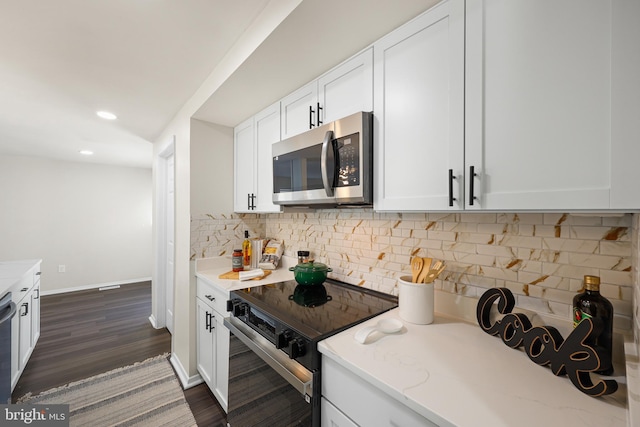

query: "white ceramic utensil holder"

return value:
[398, 276, 434, 325]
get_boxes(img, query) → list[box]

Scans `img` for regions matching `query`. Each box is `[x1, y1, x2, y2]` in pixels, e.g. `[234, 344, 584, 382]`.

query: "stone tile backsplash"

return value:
[191, 210, 636, 329]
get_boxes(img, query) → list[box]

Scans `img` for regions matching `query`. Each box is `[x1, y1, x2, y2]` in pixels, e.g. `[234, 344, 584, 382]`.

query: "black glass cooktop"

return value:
[231, 279, 398, 341]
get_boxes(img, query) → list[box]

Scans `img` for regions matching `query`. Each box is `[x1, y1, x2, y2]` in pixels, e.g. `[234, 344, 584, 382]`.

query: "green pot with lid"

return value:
[289, 261, 333, 286]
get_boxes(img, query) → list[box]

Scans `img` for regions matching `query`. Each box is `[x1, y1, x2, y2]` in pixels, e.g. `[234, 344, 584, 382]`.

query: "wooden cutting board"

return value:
[218, 270, 272, 280]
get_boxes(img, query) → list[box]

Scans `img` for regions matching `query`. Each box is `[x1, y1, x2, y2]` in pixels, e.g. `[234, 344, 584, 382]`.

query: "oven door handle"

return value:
[224, 317, 314, 398]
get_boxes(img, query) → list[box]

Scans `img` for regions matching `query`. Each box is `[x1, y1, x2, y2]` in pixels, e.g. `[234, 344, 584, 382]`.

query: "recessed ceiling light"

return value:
[79, 150, 94, 156]
[96, 111, 117, 120]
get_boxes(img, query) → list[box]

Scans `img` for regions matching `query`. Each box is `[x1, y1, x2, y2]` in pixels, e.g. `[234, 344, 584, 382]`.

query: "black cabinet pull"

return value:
[205, 295, 215, 302]
[34, 288, 40, 300]
[21, 302, 29, 317]
[309, 105, 315, 129]
[205, 310, 211, 331]
[317, 102, 323, 126]
[210, 314, 215, 331]
[469, 166, 477, 206]
[448, 169, 457, 207]
[246, 193, 256, 210]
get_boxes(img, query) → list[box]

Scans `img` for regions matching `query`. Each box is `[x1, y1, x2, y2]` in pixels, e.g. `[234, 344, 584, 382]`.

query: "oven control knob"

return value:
[289, 338, 306, 359]
[276, 330, 292, 349]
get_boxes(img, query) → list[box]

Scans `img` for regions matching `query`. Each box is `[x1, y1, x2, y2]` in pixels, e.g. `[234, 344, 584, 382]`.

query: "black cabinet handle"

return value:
[210, 314, 215, 331]
[205, 311, 211, 332]
[205, 295, 215, 302]
[34, 288, 40, 300]
[317, 102, 323, 126]
[21, 302, 29, 317]
[448, 169, 457, 207]
[309, 105, 315, 129]
[469, 166, 477, 206]
[246, 193, 256, 210]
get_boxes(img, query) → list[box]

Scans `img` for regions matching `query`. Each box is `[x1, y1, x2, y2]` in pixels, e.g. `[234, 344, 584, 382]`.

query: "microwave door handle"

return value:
[320, 130, 335, 197]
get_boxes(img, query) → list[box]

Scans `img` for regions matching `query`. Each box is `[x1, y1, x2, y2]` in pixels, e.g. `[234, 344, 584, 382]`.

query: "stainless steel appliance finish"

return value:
[272, 111, 373, 207]
[225, 279, 397, 426]
[0, 292, 17, 404]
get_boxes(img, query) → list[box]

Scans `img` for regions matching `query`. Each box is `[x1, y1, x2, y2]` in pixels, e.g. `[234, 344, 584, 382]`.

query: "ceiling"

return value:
[0, 0, 439, 169]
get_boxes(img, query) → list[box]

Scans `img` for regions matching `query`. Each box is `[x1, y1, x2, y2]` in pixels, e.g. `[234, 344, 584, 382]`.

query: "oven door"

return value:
[224, 317, 318, 427]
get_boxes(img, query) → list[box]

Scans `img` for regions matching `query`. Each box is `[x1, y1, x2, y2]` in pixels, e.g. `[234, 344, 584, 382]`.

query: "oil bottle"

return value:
[573, 275, 614, 375]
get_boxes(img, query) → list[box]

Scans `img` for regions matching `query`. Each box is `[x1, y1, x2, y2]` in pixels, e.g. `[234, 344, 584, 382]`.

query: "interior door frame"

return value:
[150, 136, 175, 332]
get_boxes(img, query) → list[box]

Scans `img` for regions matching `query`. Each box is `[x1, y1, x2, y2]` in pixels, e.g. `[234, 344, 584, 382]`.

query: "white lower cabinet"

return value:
[10, 260, 41, 391]
[196, 278, 230, 412]
[321, 398, 358, 427]
[322, 357, 436, 427]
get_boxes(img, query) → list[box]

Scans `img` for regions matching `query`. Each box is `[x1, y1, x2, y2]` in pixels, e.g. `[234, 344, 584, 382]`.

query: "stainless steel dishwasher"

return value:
[0, 292, 17, 404]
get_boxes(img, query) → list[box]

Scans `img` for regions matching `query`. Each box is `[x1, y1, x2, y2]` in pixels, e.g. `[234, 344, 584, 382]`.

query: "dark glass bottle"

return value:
[572, 275, 614, 375]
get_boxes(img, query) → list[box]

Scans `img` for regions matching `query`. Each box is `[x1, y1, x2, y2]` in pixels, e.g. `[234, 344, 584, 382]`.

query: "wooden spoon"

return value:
[411, 257, 424, 283]
[424, 260, 445, 283]
[416, 257, 432, 283]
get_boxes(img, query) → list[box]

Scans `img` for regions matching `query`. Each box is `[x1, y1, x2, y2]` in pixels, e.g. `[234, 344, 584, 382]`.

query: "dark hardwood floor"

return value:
[11, 281, 226, 426]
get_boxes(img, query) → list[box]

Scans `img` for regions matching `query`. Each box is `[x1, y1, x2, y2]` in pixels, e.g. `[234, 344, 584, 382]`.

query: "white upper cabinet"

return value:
[374, 0, 465, 211]
[233, 102, 282, 213]
[281, 48, 373, 140]
[233, 117, 256, 213]
[254, 103, 281, 212]
[465, 0, 640, 210]
[375, 0, 640, 211]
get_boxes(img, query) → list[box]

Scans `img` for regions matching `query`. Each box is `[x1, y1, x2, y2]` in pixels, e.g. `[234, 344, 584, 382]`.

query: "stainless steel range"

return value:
[224, 278, 397, 427]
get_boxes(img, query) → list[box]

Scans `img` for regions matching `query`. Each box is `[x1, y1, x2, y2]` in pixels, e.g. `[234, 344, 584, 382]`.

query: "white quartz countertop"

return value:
[195, 256, 296, 292]
[0, 259, 41, 297]
[318, 308, 628, 427]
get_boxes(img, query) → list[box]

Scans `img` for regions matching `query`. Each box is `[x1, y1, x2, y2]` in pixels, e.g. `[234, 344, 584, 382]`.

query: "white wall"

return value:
[0, 155, 152, 293]
[190, 118, 233, 215]
[152, 1, 302, 386]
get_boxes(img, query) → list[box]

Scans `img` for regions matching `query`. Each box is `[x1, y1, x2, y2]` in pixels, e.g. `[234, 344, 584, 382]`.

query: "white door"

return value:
[318, 48, 373, 124]
[165, 153, 175, 333]
[374, 0, 465, 211]
[465, 0, 613, 210]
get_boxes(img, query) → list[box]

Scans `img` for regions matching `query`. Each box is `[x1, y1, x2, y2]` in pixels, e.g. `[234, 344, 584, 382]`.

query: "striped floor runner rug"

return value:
[18, 354, 197, 427]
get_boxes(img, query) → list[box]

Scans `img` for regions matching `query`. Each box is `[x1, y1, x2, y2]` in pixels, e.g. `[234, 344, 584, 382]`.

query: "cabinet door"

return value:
[214, 313, 230, 413]
[318, 48, 373, 124]
[280, 81, 318, 139]
[196, 298, 215, 390]
[233, 117, 256, 212]
[31, 284, 40, 347]
[465, 0, 621, 210]
[374, 0, 465, 211]
[18, 297, 32, 370]
[254, 103, 282, 213]
[321, 397, 359, 427]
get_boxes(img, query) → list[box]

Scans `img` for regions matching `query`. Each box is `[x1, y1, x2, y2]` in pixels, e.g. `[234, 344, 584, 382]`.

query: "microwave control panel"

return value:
[336, 133, 359, 187]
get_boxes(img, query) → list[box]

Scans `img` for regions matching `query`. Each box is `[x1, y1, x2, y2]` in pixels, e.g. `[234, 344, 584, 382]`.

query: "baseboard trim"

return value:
[40, 277, 152, 296]
[170, 352, 203, 390]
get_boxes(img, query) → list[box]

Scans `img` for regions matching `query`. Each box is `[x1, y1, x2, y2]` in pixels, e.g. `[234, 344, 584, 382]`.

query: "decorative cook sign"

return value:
[476, 288, 618, 397]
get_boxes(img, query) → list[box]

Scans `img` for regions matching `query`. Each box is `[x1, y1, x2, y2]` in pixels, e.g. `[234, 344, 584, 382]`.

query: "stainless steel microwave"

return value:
[272, 111, 373, 207]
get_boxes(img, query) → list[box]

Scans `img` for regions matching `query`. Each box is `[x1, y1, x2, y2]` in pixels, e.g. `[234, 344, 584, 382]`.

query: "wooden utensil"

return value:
[423, 261, 445, 283]
[411, 257, 424, 283]
[416, 257, 432, 284]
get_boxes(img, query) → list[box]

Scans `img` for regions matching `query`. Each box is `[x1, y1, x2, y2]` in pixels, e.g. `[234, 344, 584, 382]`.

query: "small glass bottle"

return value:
[232, 249, 243, 272]
[297, 251, 310, 264]
[242, 230, 251, 268]
[572, 275, 614, 375]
